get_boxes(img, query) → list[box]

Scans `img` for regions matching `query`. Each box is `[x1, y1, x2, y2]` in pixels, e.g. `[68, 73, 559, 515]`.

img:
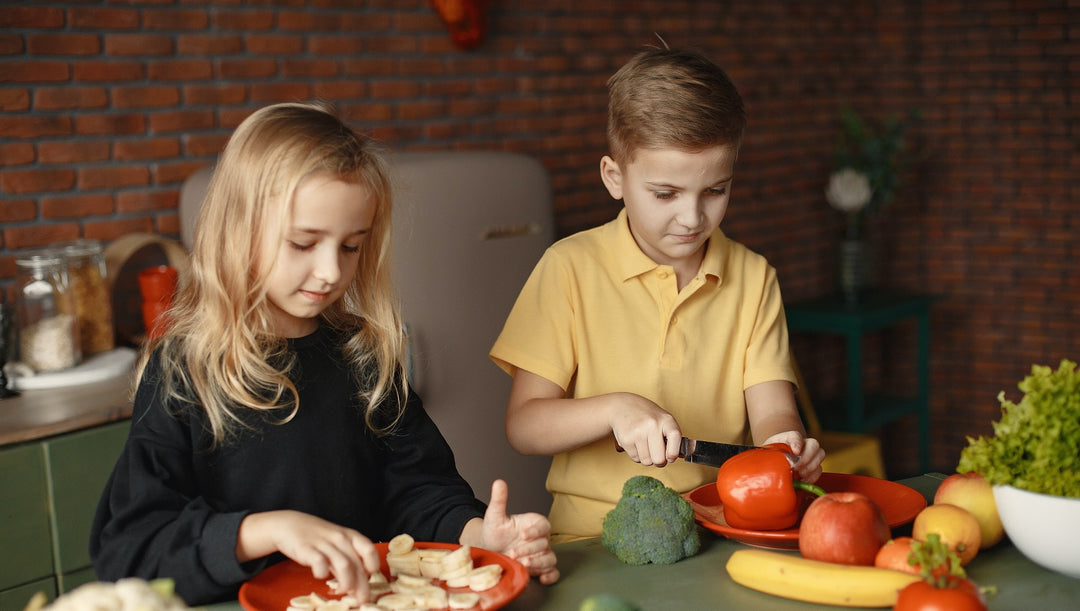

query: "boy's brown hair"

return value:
[606, 47, 746, 165]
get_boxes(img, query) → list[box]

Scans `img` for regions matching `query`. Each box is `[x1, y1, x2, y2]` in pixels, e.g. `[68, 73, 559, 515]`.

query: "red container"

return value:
[141, 301, 171, 340]
[137, 265, 178, 303]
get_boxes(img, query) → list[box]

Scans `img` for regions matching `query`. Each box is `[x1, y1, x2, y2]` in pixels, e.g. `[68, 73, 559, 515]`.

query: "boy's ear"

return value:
[599, 156, 624, 200]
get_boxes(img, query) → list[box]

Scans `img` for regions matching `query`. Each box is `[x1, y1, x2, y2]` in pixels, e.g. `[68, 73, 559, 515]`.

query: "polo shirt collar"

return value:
[609, 208, 727, 283]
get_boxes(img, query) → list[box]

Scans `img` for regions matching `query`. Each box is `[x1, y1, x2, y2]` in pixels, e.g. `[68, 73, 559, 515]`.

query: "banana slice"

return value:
[467, 564, 502, 592]
[448, 592, 482, 609]
[387, 534, 415, 556]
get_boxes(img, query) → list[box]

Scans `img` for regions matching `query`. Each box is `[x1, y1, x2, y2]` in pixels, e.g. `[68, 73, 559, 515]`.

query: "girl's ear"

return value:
[599, 156, 624, 200]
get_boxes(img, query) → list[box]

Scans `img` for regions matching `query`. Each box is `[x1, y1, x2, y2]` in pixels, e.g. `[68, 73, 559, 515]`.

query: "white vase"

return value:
[838, 239, 875, 302]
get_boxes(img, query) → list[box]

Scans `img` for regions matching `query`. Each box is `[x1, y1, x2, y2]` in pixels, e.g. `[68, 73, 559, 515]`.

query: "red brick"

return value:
[26, 33, 102, 55]
[76, 165, 150, 191]
[116, 190, 177, 213]
[0, 143, 35, 166]
[2, 61, 70, 83]
[83, 218, 155, 242]
[0, 6, 64, 29]
[311, 81, 366, 100]
[183, 83, 246, 106]
[277, 10, 340, 32]
[148, 59, 214, 82]
[0, 34, 24, 55]
[245, 34, 305, 55]
[75, 113, 146, 136]
[249, 82, 312, 103]
[37, 141, 110, 164]
[33, 86, 109, 111]
[183, 133, 231, 157]
[111, 85, 182, 109]
[72, 60, 145, 82]
[114, 138, 181, 162]
[212, 10, 275, 31]
[40, 193, 115, 219]
[308, 35, 366, 54]
[104, 34, 174, 56]
[0, 199, 37, 223]
[0, 115, 71, 139]
[143, 9, 209, 31]
[217, 58, 277, 79]
[68, 7, 139, 29]
[177, 33, 245, 55]
[148, 109, 215, 134]
[3, 223, 81, 250]
[281, 58, 339, 78]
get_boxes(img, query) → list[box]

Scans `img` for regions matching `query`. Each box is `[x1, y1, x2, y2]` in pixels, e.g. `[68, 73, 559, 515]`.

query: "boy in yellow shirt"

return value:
[490, 46, 826, 542]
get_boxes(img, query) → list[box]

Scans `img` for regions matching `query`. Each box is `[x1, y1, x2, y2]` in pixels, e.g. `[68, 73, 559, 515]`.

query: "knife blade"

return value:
[680, 437, 801, 468]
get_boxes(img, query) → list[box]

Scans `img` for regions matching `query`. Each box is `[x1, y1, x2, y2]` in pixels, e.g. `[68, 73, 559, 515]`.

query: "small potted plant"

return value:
[957, 359, 1080, 578]
[826, 108, 919, 301]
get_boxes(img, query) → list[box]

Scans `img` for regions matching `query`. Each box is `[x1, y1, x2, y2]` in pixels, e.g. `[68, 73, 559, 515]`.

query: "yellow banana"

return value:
[725, 548, 922, 608]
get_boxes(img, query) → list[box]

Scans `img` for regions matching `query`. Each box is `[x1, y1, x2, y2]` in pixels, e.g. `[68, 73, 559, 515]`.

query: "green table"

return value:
[210, 474, 1080, 610]
[785, 291, 936, 473]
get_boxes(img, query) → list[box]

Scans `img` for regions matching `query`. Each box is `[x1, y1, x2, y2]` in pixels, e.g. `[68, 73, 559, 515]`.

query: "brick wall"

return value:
[1, 1, 1076, 477]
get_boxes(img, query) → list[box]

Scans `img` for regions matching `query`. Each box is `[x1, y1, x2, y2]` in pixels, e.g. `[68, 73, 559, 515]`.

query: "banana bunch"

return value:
[726, 549, 921, 607]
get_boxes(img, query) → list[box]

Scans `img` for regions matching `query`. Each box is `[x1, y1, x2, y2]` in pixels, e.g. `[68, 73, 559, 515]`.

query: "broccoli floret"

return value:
[579, 593, 640, 611]
[601, 475, 701, 565]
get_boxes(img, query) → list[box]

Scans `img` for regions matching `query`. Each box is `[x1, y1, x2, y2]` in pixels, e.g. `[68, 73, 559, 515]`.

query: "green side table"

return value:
[785, 291, 936, 474]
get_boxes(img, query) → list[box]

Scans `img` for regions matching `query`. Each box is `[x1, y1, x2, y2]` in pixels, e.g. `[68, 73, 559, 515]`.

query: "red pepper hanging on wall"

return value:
[429, 0, 487, 50]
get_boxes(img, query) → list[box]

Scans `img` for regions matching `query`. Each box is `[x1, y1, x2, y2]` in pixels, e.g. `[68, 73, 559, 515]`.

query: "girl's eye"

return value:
[342, 244, 361, 254]
[289, 241, 314, 251]
[706, 187, 727, 196]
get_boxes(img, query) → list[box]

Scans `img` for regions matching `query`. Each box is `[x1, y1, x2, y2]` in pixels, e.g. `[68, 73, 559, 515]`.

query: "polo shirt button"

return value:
[670, 316, 678, 325]
[658, 270, 669, 279]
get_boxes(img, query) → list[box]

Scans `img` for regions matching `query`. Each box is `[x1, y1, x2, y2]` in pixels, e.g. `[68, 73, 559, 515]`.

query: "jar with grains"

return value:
[59, 239, 115, 355]
[13, 249, 81, 373]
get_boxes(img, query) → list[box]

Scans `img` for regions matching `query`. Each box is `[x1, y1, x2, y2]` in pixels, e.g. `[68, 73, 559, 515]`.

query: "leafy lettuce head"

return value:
[958, 359, 1080, 497]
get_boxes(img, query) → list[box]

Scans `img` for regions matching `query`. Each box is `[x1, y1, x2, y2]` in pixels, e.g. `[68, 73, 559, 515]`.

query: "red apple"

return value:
[799, 491, 890, 566]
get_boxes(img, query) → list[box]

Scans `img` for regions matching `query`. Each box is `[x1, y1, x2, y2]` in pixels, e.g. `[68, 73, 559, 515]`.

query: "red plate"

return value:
[239, 542, 528, 610]
[685, 472, 927, 550]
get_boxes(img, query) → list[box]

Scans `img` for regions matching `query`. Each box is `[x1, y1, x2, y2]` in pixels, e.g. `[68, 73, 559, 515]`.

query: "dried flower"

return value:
[825, 168, 872, 213]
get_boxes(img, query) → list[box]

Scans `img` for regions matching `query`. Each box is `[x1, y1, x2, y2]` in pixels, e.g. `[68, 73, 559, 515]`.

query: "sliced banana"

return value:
[387, 534, 415, 556]
[448, 592, 482, 609]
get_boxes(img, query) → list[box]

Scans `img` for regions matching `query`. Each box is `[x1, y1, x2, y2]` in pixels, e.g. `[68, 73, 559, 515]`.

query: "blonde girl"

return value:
[91, 102, 558, 606]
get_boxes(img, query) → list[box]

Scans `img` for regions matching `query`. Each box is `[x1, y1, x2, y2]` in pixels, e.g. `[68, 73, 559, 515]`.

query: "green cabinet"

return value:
[0, 420, 130, 608]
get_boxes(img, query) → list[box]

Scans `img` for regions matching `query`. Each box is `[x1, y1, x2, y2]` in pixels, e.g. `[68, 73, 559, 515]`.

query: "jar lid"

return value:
[58, 238, 104, 258]
[15, 248, 63, 269]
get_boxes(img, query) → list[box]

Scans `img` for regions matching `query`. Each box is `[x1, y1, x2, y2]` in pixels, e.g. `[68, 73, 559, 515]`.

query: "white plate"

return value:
[8, 347, 137, 391]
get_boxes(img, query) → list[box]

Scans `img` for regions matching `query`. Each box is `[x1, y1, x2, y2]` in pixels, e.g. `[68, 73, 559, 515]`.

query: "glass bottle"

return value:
[13, 249, 81, 372]
[59, 239, 115, 355]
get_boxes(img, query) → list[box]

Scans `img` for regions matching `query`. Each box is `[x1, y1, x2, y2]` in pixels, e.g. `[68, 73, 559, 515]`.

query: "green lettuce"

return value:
[958, 359, 1080, 498]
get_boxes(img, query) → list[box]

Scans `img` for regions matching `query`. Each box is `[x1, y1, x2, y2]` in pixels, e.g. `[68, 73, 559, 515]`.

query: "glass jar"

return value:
[13, 249, 81, 372]
[59, 239, 115, 355]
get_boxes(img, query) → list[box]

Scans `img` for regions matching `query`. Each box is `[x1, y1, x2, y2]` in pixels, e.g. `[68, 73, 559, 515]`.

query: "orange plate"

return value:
[685, 472, 927, 550]
[239, 542, 528, 611]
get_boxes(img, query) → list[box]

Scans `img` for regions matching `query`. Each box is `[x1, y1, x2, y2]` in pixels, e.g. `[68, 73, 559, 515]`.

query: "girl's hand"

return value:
[761, 431, 825, 483]
[608, 393, 682, 467]
[465, 480, 560, 585]
[237, 510, 381, 601]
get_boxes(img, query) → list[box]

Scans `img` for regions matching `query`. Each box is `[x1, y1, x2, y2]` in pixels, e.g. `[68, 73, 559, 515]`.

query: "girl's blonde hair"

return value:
[143, 102, 407, 444]
[606, 47, 746, 165]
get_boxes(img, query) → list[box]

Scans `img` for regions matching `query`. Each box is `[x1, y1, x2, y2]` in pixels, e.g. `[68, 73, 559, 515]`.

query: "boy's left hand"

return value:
[762, 432, 825, 483]
[478, 479, 560, 584]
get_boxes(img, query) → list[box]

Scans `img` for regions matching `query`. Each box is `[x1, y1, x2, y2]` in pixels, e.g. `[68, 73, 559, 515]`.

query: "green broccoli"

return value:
[601, 474, 700, 565]
[579, 593, 640, 611]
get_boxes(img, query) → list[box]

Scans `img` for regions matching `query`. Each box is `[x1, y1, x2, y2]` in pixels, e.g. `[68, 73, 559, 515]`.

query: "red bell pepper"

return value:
[716, 443, 826, 530]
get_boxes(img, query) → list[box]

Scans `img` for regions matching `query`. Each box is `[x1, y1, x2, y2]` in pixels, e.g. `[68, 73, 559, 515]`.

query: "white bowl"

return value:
[993, 484, 1080, 578]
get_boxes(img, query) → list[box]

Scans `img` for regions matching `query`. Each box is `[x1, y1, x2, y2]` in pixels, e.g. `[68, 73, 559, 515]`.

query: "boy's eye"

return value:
[706, 187, 727, 196]
[653, 191, 675, 200]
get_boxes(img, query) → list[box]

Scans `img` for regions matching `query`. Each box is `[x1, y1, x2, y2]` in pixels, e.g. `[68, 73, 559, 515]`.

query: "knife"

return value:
[616, 437, 800, 468]
[680, 437, 801, 468]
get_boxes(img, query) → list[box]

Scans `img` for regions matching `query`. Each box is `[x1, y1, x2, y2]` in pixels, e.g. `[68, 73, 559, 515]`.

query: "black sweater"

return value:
[90, 326, 485, 605]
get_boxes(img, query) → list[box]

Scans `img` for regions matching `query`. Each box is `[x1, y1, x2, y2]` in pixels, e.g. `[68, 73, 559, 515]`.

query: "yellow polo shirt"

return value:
[490, 209, 794, 541]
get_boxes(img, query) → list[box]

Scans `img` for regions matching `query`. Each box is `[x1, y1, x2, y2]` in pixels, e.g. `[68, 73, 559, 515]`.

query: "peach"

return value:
[912, 503, 982, 566]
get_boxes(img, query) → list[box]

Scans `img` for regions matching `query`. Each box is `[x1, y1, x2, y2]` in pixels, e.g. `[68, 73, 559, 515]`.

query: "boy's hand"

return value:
[238, 510, 381, 601]
[608, 393, 682, 466]
[762, 431, 825, 483]
[473, 480, 560, 585]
